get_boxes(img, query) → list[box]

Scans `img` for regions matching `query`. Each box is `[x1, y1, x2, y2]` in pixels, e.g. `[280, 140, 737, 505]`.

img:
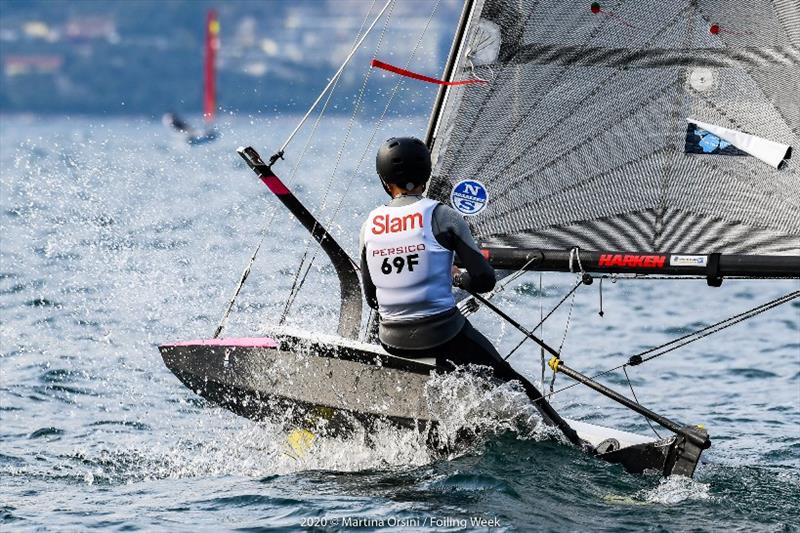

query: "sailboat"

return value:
[159, 0, 799, 478]
[162, 9, 220, 145]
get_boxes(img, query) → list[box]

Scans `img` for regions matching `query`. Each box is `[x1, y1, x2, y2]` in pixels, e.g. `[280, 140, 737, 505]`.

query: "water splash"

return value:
[8, 368, 555, 486]
[424, 365, 552, 453]
[638, 475, 711, 504]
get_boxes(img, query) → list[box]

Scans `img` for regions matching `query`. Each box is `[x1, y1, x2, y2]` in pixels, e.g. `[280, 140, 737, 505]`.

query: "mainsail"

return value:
[426, 0, 800, 256]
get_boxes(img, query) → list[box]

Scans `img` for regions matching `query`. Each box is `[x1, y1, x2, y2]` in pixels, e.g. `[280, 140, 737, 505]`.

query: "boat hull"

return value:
[159, 334, 703, 477]
[160, 335, 436, 435]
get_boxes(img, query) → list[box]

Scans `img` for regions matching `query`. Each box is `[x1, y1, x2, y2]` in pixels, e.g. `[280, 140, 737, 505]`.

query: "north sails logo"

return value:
[451, 180, 488, 216]
[598, 254, 667, 268]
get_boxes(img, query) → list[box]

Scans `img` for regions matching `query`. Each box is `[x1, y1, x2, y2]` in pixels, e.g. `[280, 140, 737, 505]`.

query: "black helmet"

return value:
[376, 137, 431, 195]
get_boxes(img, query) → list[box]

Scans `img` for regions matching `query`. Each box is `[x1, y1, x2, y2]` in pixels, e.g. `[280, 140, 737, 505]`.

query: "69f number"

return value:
[381, 254, 419, 274]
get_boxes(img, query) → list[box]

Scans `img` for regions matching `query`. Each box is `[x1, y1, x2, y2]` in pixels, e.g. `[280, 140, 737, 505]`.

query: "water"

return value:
[1, 115, 799, 531]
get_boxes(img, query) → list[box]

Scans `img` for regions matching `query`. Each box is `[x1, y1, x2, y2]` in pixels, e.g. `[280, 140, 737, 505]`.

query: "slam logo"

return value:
[450, 180, 488, 216]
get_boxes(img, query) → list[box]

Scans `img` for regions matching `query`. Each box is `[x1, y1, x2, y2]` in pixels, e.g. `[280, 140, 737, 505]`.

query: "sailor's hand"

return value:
[452, 266, 464, 287]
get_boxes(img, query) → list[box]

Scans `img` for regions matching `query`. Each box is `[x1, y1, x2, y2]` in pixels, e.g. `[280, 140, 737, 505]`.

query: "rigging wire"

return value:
[278, 1, 386, 325]
[280, 0, 396, 321]
[282, 0, 444, 322]
[625, 290, 799, 367]
[285, 0, 377, 188]
[504, 278, 583, 360]
[539, 289, 799, 402]
[463, 287, 800, 435]
[458, 255, 539, 317]
[623, 365, 663, 439]
[213, 2, 382, 337]
[324, 0, 443, 228]
[539, 272, 546, 390]
[212, 211, 276, 338]
[276, 0, 395, 155]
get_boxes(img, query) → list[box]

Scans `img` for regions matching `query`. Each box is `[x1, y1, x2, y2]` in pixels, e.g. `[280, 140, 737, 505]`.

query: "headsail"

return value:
[427, 0, 800, 256]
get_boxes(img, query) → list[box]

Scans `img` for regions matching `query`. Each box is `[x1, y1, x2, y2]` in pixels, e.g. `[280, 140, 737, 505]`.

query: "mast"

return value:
[203, 9, 219, 124]
[424, 0, 475, 149]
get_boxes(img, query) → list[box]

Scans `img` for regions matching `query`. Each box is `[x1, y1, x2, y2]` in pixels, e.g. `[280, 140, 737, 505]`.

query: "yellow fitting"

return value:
[285, 428, 316, 460]
[548, 356, 561, 373]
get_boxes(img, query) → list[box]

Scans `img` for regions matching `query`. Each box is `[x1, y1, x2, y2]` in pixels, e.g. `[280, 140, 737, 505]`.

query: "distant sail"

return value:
[204, 10, 219, 123]
[427, 0, 800, 255]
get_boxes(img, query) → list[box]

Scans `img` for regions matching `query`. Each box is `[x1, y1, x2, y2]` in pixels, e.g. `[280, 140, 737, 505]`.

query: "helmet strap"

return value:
[379, 177, 393, 197]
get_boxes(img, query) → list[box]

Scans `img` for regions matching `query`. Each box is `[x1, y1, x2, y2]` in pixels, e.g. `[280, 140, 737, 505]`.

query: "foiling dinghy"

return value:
[161, 0, 799, 478]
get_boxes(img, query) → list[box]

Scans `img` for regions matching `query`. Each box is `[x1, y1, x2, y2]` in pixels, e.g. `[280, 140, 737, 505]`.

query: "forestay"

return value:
[426, 0, 800, 255]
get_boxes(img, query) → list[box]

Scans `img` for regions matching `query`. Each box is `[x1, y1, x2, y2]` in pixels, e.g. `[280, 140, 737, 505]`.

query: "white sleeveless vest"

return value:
[364, 198, 455, 320]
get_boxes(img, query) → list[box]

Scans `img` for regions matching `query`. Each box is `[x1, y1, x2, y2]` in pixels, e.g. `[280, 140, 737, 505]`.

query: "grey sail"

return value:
[427, 0, 800, 255]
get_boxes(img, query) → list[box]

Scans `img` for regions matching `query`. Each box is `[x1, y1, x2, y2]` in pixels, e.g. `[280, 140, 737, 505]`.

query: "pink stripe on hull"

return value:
[164, 337, 279, 348]
[260, 175, 290, 196]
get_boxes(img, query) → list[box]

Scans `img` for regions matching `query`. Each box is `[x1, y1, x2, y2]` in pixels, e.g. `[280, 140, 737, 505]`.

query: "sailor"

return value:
[359, 137, 583, 445]
[360, 136, 496, 366]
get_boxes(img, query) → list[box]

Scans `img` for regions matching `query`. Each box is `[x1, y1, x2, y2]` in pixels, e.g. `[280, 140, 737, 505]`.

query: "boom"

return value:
[475, 247, 800, 284]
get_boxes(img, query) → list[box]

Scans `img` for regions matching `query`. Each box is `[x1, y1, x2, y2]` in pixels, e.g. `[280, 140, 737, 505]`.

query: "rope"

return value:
[541, 289, 799, 402]
[280, 1, 396, 322]
[545, 283, 579, 391]
[284, 0, 443, 322]
[276, 0, 394, 154]
[504, 278, 583, 360]
[598, 276, 605, 317]
[568, 246, 585, 275]
[557, 283, 577, 354]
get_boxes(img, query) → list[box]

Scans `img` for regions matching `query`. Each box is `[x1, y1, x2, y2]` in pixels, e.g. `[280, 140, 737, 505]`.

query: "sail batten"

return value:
[427, 0, 800, 257]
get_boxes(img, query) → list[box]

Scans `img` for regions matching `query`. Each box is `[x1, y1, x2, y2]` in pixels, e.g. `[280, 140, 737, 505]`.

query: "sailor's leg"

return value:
[437, 321, 587, 448]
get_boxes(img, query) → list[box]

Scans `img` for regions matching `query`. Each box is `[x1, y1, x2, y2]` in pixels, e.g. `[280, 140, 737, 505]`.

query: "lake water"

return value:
[1, 115, 798, 531]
